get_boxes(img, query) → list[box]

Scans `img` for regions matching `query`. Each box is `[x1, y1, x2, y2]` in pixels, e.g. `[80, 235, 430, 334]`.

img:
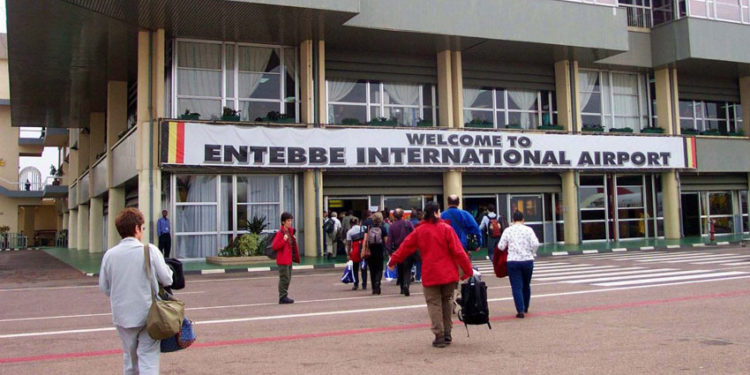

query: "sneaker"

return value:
[279, 296, 295, 304]
[444, 332, 452, 345]
[516, 313, 525, 319]
[403, 289, 410, 297]
[352, 285, 358, 291]
[432, 335, 446, 348]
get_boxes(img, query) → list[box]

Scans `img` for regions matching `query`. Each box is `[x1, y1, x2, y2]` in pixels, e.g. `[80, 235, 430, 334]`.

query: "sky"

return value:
[2, 0, 59, 185]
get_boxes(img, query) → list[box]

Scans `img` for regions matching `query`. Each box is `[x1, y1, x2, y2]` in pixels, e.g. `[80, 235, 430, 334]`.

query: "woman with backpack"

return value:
[362, 212, 388, 295]
[388, 202, 477, 348]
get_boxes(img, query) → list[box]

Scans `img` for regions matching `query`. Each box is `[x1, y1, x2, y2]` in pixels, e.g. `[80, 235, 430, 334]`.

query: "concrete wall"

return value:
[0, 197, 18, 231]
[0, 55, 18, 232]
[696, 137, 750, 173]
[652, 18, 750, 66]
[0, 59, 9, 100]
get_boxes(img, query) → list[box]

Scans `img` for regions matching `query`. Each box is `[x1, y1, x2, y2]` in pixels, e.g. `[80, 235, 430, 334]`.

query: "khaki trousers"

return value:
[278, 265, 292, 299]
[422, 282, 457, 337]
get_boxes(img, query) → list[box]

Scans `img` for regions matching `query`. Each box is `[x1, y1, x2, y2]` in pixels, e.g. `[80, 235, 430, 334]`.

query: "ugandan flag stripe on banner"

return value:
[164, 121, 185, 164]
[683, 137, 697, 169]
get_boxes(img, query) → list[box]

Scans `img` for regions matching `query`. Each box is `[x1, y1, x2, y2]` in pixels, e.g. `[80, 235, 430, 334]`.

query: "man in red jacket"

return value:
[272, 212, 300, 304]
[388, 201, 477, 348]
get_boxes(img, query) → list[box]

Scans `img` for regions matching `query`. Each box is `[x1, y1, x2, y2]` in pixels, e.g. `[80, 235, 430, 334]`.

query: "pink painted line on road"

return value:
[2, 289, 750, 365]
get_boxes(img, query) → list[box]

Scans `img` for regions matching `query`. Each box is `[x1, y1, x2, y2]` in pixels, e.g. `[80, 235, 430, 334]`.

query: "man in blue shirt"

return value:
[157, 210, 171, 258]
[440, 195, 482, 253]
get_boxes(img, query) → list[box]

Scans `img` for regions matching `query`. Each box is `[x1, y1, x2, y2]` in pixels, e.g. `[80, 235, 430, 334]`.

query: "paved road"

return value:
[1, 247, 750, 374]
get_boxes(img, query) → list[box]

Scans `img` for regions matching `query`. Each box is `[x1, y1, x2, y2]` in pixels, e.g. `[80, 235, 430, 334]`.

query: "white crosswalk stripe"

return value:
[472, 258, 748, 287]
[570, 250, 750, 267]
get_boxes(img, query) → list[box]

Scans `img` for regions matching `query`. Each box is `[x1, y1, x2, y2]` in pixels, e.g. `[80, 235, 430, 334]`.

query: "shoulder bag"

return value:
[144, 244, 185, 340]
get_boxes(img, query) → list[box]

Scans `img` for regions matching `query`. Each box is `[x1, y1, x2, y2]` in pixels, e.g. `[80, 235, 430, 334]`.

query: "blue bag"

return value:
[383, 257, 398, 281]
[160, 317, 196, 353]
[341, 260, 356, 284]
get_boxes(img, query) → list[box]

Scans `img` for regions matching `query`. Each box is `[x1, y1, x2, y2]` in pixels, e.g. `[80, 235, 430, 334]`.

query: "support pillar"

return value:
[303, 170, 323, 257]
[662, 171, 681, 239]
[740, 76, 750, 135]
[437, 50, 454, 128]
[451, 51, 464, 128]
[654, 67, 680, 135]
[443, 170, 462, 209]
[108, 187, 125, 248]
[77, 205, 89, 250]
[555, 60, 575, 132]
[22, 207, 34, 247]
[68, 209, 78, 249]
[62, 212, 69, 230]
[89, 197, 103, 252]
[136, 29, 165, 245]
[561, 171, 580, 245]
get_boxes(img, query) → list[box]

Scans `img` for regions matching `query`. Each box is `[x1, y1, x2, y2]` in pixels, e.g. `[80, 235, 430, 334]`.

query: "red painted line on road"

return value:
[3, 289, 750, 364]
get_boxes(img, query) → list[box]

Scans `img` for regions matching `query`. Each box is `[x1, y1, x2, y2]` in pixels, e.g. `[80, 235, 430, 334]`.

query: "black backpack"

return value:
[457, 276, 492, 335]
[323, 219, 335, 234]
[164, 258, 185, 290]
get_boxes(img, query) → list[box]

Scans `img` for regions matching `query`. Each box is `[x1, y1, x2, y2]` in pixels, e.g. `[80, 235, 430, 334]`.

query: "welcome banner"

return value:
[161, 121, 695, 170]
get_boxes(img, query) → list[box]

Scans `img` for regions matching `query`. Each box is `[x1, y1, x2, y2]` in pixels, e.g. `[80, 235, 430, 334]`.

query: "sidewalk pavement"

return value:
[25, 233, 749, 277]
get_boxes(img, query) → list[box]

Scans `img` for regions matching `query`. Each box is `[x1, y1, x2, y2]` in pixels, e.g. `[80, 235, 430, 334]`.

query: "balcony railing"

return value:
[621, 2, 655, 27]
[683, 0, 750, 24]
[560, 0, 619, 6]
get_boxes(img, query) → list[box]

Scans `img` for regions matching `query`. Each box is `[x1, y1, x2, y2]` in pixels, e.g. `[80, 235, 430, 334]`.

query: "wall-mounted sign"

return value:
[161, 122, 695, 170]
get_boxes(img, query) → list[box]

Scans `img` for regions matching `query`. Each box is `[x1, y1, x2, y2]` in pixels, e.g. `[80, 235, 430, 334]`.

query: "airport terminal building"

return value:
[6, 0, 750, 258]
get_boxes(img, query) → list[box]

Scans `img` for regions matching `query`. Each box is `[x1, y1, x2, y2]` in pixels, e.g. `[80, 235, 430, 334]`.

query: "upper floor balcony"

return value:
[622, 0, 750, 28]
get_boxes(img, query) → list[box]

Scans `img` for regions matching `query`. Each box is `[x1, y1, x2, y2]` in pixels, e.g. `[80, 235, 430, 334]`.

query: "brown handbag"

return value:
[144, 244, 185, 340]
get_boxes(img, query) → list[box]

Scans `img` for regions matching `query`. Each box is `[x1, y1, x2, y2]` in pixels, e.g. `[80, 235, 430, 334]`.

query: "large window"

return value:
[679, 100, 743, 134]
[619, 0, 654, 27]
[579, 70, 650, 132]
[580, 175, 608, 240]
[174, 40, 298, 122]
[463, 87, 557, 129]
[326, 80, 435, 126]
[173, 174, 296, 259]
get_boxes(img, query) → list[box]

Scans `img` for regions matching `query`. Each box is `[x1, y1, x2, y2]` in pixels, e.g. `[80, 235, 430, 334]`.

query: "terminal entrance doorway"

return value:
[325, 197, 369, 219]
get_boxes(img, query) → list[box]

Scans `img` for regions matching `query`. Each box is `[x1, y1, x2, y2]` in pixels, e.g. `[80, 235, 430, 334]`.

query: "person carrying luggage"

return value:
[362, 212, 388, 295]
[388, 208, 415, 296]
[479, 204, 508, 261]
[346, 217, 367, 291]
[497, 210, 539, 318]
[388, 201, 477, 348]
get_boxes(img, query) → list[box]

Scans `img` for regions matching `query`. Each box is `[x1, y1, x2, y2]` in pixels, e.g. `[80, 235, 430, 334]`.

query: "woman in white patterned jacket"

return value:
[497, 210, 539, 318]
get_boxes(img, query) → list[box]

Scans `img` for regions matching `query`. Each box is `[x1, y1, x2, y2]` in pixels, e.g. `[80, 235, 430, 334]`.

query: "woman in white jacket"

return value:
[497, 210, 539, 319]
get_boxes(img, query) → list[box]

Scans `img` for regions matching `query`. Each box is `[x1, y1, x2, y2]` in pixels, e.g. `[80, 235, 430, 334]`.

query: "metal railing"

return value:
[560, 0, 619, 6]
[1, 233, 28, 249]
[55, 230, 68, 248]
[621, 3, 654, 27]
[0, 176, 62, 192]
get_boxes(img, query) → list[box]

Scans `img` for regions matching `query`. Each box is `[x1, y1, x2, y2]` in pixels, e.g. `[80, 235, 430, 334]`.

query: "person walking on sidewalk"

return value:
[156, 210, 171, 258]
[388, 201, 476, 348]
[323, 211, 342, 259]
[479, 204, 507, 262]
[362, 212, 388, 295]
[498, 210, 539, 318]
[388, 208, 414, 296]
[441, 195, 482, 253]
[346, 217, 367, 291]
[272, 212, 301, 304]
[99, 208, 173, 375]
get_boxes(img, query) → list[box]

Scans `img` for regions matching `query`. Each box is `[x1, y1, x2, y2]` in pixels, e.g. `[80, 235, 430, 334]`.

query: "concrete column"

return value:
[451, 51, 464, 128]
[571, 61, 583, 133]
[77, 128, 90, 174]
[107, 81, 128, 149]
[88, 197, 103, 252]
[108, 187, 125, 249]
[561, 171, 580, 245]
[62, 212, 69, 230]
[68, 209, 78, 249]
[443, 170, 462, 209]
[89, 112, 105, 163]
[662, 171, 681, 239]
[654, 67, 680, 135]
[303, 170, 323, 257]
[437, 50, 453, 128]
[316, 40, 326, 125]
[740, 76, 750, 135]
[22, 207, 34, 247]
[555, 60, 575, 132]
[299, 40, 314, 125]
[136, 29, 165, 245]
[77, 204, 89, 250]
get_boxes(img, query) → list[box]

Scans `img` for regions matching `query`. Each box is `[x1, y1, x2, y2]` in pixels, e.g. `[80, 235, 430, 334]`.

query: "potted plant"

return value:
[728, 130, 745, 137]
[256, 111, 296, 123]
[538, 124, 564, 131]
[368, 117, 398, 126]
[416, 118, 433, 127]
[221, 107, 241, 121]
[207, 216, 273, 265]
[180, 109, 200, 120]
[341, 118, 362, 126]
[464, 118, 493, 129]
[700, 129, 721, 136]
[609, 127, 634, 133]
[582, 124, 604, 132]
[504, 124, 522, 130]
[681, 128, 699, 135]
[641, 126, 665, 134]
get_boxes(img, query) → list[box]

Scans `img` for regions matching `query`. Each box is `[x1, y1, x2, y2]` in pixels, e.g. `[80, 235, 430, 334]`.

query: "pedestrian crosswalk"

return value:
[567, 250, 750, 266]
[473, 255, 749, 287]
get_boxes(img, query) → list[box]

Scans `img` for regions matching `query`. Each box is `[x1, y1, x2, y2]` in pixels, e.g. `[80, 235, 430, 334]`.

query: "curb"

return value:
[546, 240, 745, 257]
[181, 262, 344, 276]
[1, 248, 42, 251]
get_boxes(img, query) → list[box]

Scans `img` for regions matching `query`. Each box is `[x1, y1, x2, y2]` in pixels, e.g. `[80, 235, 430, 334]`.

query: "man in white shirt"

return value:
[100, 208, 173, 375]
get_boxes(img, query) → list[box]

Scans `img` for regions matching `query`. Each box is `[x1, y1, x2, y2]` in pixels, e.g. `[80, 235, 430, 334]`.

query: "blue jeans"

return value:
[507, 260, 534, 314]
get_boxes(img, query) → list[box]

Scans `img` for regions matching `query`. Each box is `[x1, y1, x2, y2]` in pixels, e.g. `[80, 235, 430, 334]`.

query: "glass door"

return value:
[614, 175, 647, 240]
[681, 192, 701, 236]
[509, 194, 544, 242]
[706, 191, 734, 234]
